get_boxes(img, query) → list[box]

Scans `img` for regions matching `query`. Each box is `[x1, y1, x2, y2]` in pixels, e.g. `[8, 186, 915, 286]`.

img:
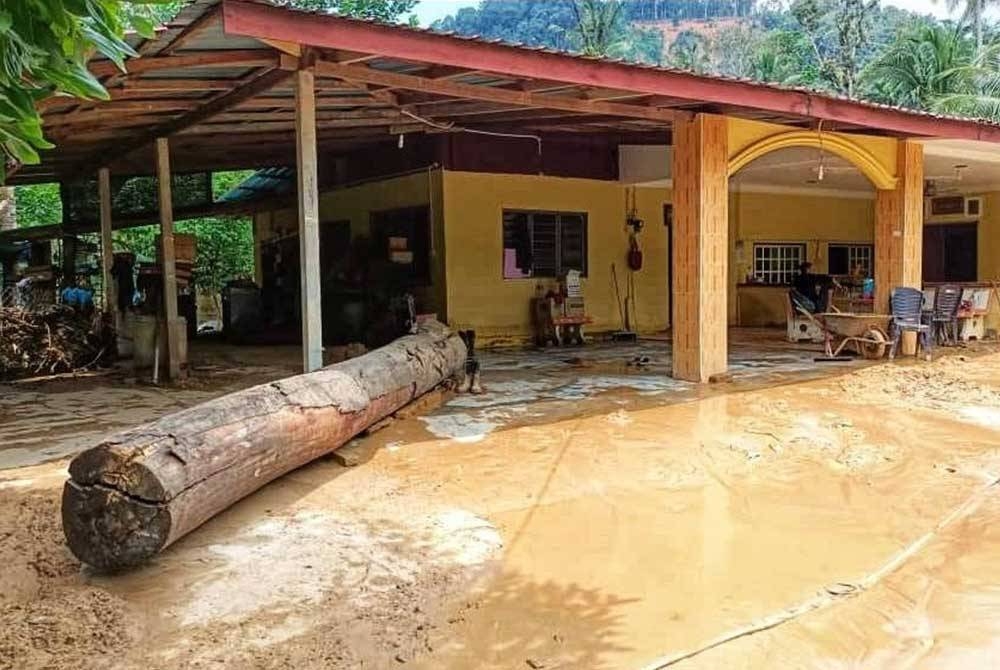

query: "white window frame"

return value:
[828, 243, 874, 277]
[753, 242, 806, 285]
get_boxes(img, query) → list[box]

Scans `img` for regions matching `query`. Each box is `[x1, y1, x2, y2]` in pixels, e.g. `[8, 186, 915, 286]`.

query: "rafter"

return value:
[66, 68, 294, 176]
[89, 50, 278, 77]
[157, 6, 222, 56]
[313, 60, 679, 123]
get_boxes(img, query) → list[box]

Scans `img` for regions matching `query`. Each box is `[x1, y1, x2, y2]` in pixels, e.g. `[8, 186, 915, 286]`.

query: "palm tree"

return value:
[936, 42, 1000, 118]
[569, 0, 625, 56]
[863, 23, 975, 111]
[935, 0, 999, 55]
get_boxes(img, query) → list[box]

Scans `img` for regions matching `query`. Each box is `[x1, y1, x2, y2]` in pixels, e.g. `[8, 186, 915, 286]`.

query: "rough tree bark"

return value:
[62, 321, 466, 570]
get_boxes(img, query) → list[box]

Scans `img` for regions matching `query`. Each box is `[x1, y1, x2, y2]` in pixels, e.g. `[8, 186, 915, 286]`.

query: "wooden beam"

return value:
[158, 6, 221, 55]
[49, 99, 204, 117]
[295, 69, 323, 373]
[156, 138, 181, 380]
[223, 0, 1000, 143]
[98, 167, 115, 313]
[260, 38, 301, 56]
[89, 50, 277, 77]
[68, 68, 292, 175]
[313, 60, 678, 123]
[121, 78, 243, 91]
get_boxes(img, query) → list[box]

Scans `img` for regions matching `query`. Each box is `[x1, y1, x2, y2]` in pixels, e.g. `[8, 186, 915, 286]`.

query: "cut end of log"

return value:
[62, 480, 172, 571]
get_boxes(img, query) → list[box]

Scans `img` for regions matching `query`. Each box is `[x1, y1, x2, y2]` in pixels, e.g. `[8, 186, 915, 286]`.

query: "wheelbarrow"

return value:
[795, 307, 892, 360]
[817, 312, 892, 359]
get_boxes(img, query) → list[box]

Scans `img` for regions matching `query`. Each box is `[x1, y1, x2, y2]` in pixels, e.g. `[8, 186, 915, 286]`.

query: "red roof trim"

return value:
[222, 0, 1000, 144]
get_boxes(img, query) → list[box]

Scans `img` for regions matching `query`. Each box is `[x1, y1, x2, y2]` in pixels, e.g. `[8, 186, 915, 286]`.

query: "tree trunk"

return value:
[62, 321, 466, 571]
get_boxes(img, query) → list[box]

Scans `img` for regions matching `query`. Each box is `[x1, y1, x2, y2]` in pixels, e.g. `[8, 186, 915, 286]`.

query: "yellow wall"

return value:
[726, 116, 899, 185]
[729, 189, 875, 325]
[442, 171, 671, 342]
[257, 170, 447, 316]
[255, 166, 886, 337]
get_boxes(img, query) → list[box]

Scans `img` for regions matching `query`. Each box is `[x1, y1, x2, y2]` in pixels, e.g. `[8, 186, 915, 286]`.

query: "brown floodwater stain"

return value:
[398, 382, 1000, 669]
[6, 352, 1000, 669]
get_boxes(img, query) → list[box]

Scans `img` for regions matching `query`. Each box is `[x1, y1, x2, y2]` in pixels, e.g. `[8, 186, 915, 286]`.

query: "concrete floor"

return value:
[5, 330, 1000, 669]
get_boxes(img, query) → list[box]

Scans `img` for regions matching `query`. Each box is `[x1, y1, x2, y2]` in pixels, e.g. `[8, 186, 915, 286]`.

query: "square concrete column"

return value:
[874, 141, 924, 313]
[671, 113, 729, 383]
[295, 68, 323, 373]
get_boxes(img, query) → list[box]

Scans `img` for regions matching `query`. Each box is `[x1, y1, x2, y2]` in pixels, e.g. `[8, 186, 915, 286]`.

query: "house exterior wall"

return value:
[441, 170, 879, 340]
[253, 152, 1000, 343]
[729, 190, 875, 326]
[441, 170, 671, 342]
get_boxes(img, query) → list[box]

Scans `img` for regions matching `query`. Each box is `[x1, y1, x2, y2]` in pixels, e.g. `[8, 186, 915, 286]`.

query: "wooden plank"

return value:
[313, 60, 679, 123]
[67, 68, 292, 176]
[157, 6, 221, 55]
[223, 0, 1000, 143]
[49, 99, 204, 116]
[98, 167, 115, 313]
[121, 78, 243, 91]
[672, 114, 728, 383]
[874, 141, 923, 312]
[156, 138, 181, 380]
[89, 50, 277, 77]
[296, 68, 323, 373]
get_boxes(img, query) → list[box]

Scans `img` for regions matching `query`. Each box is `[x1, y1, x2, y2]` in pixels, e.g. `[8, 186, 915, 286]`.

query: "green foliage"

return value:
[277, 0, 418, 21]
[111, 171, 256, 292]
[0, 0, 158, 182]
[624, 0, 755, 21]
[433, 0, 660, 63]
[13, 183, 61, 227]
[433, 1, 579, 52]
[570, 0, 663, 62]
[863, 22, 975, 111]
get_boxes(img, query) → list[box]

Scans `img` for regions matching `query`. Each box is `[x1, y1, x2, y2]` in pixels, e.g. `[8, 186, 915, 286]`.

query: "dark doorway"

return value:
[664, 203, 673, 327]
[923, 222, 977, 283]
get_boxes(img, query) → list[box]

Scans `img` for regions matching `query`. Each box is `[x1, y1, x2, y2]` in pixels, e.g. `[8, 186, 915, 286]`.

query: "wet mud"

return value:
[4, 341, 1000, 668]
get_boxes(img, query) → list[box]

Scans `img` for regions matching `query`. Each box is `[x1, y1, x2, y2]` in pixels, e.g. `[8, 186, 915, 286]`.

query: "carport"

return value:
[9, 0, 1000, 381]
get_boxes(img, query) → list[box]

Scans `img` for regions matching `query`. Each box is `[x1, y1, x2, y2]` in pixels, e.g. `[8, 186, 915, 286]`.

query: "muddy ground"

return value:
[4, 339, 1000, 669]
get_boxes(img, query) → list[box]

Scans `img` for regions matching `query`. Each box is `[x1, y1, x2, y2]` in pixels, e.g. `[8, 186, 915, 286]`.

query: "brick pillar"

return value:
[672, 114, 729, 383]
[875, 141, 923, 313]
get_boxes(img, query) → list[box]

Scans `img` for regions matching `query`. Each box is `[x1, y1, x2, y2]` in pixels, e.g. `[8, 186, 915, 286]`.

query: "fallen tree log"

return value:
[62, 321, 465, 570]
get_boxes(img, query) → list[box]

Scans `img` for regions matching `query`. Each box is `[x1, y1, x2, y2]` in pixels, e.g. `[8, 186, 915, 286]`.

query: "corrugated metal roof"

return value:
[11, 0, 1000, 186]
[232, 0, 1000, 130]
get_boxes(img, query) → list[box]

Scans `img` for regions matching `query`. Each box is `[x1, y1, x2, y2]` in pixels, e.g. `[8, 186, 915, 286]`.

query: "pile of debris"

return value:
[0, 305, 114, 380]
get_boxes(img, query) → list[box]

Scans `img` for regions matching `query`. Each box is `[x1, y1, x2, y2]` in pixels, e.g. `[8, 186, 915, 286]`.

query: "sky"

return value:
[411, 0, 981, 27]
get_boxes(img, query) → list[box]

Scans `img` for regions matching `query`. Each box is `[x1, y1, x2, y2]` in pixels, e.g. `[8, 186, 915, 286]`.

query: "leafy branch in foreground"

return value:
[0, 0, 159, 183]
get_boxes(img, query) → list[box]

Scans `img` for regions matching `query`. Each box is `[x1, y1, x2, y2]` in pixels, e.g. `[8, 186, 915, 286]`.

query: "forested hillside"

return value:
[433, 0, 1000, 120]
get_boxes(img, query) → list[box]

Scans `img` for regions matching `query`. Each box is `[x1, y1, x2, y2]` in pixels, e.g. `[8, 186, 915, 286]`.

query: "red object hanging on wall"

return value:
[627, 233, 643, 271]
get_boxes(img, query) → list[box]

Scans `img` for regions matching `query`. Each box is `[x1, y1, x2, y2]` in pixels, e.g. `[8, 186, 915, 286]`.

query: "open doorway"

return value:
[923, 222, 977, 282]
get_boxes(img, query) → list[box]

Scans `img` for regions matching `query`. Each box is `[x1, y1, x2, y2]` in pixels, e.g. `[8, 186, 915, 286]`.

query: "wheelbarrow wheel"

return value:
[859, 327, 887, 359]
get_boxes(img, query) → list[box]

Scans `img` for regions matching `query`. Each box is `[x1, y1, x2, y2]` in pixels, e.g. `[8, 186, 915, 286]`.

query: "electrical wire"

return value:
[399, 109, 543, 154]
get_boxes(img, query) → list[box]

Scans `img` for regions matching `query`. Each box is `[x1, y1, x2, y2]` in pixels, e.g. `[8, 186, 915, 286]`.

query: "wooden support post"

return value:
[874, 141, 924, 313]
[252, 212, 265, 287]
[671, 114, 729, 383]
[156, 137, 181, 380]
[98, 168, 115, 312]
[296, 68, 323, 372]
[62, 234, 77, 288]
